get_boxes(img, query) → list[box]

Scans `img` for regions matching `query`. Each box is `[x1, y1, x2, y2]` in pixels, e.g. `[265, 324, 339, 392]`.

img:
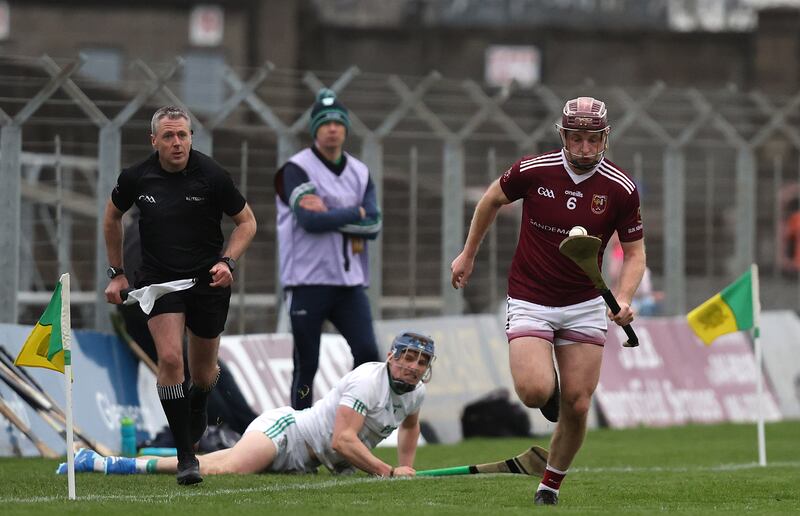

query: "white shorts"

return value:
[505, 296, 607, 346]
[244, 406, 319, 473]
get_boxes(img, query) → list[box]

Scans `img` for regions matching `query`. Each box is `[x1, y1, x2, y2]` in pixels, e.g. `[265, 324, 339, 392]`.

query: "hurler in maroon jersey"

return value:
[451, 96, 646, 506]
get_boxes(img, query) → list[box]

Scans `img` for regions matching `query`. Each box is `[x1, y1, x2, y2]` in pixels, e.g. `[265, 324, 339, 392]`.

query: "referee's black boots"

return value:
[176, 452, 202, 485]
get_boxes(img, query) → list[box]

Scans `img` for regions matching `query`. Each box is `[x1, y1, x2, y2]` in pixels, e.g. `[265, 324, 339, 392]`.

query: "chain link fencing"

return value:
[1, 54, 798, 332]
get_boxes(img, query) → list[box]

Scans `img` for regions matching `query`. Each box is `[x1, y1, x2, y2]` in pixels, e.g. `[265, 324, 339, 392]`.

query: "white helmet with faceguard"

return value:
[556, 96, 610, 171]
[387, 331, 436, 394]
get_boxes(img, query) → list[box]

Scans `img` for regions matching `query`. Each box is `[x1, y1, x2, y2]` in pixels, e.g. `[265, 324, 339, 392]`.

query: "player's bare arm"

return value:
[210, 203, 257, 288]
[330, 405, 397, 477]
[609, 238, 646, 325]
[451, 179, 512, 289]
[102, 199, 129, 304]
[395, 410, 420, 475]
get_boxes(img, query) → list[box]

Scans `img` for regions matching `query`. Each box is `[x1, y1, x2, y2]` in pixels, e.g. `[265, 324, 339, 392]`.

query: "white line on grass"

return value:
[4, 461, 800, 504]
[3, 476, 385, 504]
[568, 461, 800, 474]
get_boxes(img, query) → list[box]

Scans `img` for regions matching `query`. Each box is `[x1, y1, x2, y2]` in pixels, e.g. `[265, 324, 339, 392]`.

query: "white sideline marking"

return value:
[568, 461, 800, 474]
[4, 461, 800, 504]
[2, 476, 384, 504]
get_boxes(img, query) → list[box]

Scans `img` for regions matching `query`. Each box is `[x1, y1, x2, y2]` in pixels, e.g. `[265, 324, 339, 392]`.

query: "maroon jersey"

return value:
[499, 149, 643, 306]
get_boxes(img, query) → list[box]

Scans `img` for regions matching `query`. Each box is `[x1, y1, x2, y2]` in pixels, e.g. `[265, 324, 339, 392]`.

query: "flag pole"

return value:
[751, 263, 766, 467]
[60, 273, 76, 499]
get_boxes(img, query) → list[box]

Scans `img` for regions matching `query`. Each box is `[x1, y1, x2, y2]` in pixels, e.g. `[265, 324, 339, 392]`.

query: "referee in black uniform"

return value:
[103, 106, 257, 485]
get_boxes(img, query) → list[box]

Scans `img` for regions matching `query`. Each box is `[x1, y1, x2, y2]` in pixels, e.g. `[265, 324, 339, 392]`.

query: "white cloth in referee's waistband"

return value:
[123, 278, 196, 315]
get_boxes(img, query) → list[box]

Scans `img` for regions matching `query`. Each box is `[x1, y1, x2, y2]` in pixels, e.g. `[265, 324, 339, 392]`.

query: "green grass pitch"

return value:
[1, 421, 798, 515]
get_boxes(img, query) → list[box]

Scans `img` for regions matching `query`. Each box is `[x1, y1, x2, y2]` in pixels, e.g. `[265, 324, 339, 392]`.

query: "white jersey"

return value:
[295, 361, 425, 473]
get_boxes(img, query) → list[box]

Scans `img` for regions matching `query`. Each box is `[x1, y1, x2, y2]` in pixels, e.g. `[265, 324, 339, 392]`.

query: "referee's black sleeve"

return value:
[215, 168, 247, 216]
[110, 167, 136, 212]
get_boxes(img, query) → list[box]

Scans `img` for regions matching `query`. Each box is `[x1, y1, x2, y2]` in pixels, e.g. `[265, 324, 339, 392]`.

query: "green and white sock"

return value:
[134, 458, 159, 474]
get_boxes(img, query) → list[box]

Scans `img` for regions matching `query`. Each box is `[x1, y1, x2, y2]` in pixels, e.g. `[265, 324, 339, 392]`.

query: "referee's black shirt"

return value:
[111, 149, 246, 281]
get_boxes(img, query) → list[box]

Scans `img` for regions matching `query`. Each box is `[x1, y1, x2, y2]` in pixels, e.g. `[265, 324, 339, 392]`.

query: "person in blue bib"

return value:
[274, 89, 382, 410]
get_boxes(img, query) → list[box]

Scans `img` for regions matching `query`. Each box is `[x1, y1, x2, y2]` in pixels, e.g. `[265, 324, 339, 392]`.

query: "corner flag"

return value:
[14, 280, 68, 373]
[14, 273, 77, 498]
[686, 268, 754, 345]
[686, 264, 767, 467]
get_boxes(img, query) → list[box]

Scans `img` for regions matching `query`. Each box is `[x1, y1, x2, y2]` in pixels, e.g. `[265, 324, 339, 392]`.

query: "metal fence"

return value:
[1, 54, 799, 333]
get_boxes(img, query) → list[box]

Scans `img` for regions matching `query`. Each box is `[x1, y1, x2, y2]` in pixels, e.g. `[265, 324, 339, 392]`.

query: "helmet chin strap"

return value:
[564, 149, 604, 171]
[387, 363, 417, 394]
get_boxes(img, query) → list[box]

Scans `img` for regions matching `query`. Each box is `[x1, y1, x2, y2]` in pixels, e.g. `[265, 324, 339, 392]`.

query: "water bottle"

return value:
[138, 447, 177, 457]
[120, 417, 137, 457]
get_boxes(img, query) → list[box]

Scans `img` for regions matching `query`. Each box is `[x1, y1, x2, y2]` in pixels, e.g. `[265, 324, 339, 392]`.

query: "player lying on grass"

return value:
[58, 331, 435, 479]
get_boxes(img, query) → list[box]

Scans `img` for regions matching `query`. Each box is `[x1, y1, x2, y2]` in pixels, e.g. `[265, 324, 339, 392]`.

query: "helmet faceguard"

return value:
[387, 332, 436, 394]
[555, 96, 610, 171]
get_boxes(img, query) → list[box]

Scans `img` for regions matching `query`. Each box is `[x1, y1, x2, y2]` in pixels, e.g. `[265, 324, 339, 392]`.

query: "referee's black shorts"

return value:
[138, 270, 231, 339]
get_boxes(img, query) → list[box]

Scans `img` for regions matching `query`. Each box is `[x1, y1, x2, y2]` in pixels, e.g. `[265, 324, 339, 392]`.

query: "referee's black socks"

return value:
[157, 382, 193, 456]
[188, 368, 220, 443]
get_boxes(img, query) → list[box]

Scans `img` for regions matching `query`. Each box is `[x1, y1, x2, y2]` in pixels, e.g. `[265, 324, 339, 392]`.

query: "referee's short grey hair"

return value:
[151, 106, 191, 135]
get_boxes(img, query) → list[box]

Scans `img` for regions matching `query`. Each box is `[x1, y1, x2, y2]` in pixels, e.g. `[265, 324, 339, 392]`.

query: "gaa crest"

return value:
[591, 194, 608, 214]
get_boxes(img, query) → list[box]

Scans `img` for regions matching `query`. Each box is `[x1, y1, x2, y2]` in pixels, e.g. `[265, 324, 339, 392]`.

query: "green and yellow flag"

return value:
[687, 269, 754, 346]
[14, 281, 67, 373]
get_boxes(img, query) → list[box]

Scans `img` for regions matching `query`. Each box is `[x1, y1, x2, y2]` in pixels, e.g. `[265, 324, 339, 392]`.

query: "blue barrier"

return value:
[0, 324, 141, 457]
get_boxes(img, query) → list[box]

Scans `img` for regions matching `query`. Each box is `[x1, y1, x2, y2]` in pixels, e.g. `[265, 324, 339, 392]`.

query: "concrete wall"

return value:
[1, 2, 797, 93]
[300, 8, 798, 94]
[301, 24, 752, 89]
[0, 0, 297, 70]
[754, 8, 800, 94]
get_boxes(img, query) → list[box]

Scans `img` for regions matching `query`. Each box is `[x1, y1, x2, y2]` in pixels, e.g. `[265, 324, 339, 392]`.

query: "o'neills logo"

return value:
[591, 194, 608, 214]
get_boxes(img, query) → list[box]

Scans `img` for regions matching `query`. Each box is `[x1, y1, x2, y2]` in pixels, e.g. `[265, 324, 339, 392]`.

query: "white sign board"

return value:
[485, 45, 541, 88]
[189, 5, 224, 47]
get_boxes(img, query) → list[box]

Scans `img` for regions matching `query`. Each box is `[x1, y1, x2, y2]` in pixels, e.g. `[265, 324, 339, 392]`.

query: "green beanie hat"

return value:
[309, 88, 350, 138]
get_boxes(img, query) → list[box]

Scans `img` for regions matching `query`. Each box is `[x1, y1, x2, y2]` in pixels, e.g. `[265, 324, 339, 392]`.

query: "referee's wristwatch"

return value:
[106, 266, 125, 279]
[219, 256, 236, 273]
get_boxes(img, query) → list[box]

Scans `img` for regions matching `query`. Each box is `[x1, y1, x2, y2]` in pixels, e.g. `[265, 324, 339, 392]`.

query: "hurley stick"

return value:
[0, 353, 114, 456]
[558, 235, 639, 347]
[416, 446, 548, 477]
[0, 395, 59, 458]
